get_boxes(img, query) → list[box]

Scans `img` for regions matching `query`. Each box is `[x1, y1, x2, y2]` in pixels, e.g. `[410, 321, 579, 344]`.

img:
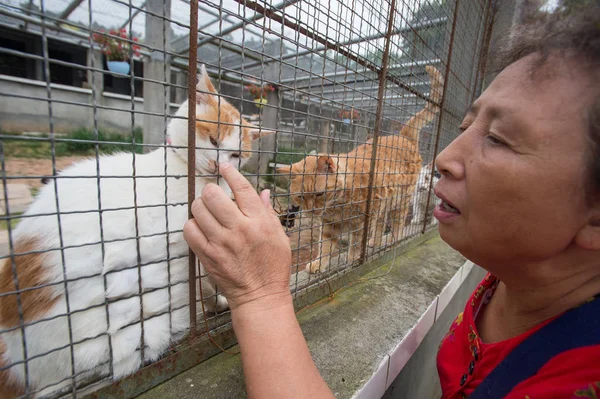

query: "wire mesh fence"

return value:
[0, 0, 493, 397]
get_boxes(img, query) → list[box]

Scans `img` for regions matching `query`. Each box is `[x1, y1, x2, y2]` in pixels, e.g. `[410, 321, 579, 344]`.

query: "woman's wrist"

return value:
[230, 290, 294, 320]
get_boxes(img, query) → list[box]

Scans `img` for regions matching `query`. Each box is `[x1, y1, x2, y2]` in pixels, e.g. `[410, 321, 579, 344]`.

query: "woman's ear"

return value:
[575, 209, 600, 250]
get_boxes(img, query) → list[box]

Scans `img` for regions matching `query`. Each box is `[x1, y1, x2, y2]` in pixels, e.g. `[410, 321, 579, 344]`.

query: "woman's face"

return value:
[434, 54, 596, 267]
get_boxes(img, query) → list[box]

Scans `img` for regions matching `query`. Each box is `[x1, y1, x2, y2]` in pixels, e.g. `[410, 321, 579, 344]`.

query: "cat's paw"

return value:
[202, 294, 230, 314]
[367, 236, 384, 248]
[367, 237, 376, 248]
[306, 260, 325, 274]
[215, 295, 229, 313]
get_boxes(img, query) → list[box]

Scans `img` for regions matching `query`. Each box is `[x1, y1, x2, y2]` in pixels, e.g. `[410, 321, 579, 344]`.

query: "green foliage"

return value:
[0, 216, 20, 231]
[275, 146, 307, 165]
[5, 128, 144, 158]
[64, 127, 143, 154]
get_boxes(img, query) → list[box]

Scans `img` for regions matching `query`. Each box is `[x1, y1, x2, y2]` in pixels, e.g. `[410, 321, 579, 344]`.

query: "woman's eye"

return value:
[486, 135, 505, 146]
[210, 137, 218, 147]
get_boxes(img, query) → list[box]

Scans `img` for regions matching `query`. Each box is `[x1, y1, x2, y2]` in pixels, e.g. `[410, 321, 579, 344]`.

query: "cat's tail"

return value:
[397, 65, 444, 143]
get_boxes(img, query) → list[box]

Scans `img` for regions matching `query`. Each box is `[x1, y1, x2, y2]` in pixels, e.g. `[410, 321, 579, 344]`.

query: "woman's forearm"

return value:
[231, 295, 335, 399]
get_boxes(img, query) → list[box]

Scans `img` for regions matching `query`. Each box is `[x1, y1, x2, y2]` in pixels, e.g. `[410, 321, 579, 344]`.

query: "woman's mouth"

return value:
[433, 190, 461, 222]
[439, 200, 460, 214]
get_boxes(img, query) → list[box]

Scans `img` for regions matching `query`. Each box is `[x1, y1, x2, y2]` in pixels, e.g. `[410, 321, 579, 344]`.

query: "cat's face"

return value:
[277, 155, 339, 216]
[416, 162, 441, 192]
[169, 65, 273, 175]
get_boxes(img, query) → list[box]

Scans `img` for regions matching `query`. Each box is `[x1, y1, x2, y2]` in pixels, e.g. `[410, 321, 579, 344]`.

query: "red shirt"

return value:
[437, 273, 600, 399]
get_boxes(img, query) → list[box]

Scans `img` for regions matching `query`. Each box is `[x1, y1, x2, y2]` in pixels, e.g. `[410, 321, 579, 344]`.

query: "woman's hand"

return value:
[183, 162, 292, 311]
[184, 163, 334, 399]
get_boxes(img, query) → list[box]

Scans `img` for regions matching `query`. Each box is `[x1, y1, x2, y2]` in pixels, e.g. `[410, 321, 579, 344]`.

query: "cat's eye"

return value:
[209, 137, 218, 147]
[316, 192, 325, 197]
[231, 153, 240, 158]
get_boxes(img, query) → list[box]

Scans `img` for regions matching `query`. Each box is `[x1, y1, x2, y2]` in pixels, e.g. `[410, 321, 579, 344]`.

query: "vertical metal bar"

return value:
[0, 143, 29, 396]
[187, 0, 199, 340]
[422, 0, 461, 234]
[211, 0, 224, 323]
[40, 0, 78, 394]
[472, 0, 495, 104]
[162, 0, 174, 338]
[129, 0, 146, 368]
[464, 2, 486, 108]
[120, 1, 147, 29]
[87, 0, 114, 381]
[359, 0, 396, 264]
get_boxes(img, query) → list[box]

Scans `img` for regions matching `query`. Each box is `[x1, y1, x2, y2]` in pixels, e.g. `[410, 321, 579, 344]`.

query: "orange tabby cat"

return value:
[278, 66, 444, 274]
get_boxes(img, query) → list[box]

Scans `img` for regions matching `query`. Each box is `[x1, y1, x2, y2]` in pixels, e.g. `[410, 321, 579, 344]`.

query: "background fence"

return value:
[0, 0, 495, 397]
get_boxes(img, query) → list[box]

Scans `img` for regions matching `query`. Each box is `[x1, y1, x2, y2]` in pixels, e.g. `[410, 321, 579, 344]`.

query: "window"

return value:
[103, 57, 144, 97]
[0, 28, 38, 80]
[47, 40, 87, 87]
[0, 27, 87, 88]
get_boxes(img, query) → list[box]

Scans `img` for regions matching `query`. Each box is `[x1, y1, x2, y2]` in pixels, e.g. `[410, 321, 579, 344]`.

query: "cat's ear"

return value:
[317, 156, 336, 174]
[196, 64, 217, 104]
[247, 126, 276, 141]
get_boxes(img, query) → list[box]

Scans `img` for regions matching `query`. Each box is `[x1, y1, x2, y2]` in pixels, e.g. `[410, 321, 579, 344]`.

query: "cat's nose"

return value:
[208, 159, 218, 173]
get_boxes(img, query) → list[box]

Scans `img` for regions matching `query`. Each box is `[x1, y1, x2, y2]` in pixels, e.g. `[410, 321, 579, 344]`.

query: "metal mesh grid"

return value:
[0, 0, 493, 397]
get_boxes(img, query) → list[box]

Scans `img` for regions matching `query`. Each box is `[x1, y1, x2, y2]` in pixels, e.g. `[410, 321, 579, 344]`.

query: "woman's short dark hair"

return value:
[493, 3, 600, 201]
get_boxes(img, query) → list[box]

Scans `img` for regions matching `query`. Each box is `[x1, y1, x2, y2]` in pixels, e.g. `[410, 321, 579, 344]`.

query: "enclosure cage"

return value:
[0, 0, 495, 397]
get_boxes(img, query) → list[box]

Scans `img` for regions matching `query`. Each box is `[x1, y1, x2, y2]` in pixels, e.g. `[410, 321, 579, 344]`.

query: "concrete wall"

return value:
[0, 74, 178, 134]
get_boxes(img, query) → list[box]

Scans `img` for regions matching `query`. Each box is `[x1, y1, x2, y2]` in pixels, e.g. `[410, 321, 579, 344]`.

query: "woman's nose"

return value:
[435, 135, 467, 180]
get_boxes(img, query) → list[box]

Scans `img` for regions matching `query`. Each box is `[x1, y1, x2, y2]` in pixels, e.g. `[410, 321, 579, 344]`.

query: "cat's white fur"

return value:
[411, 162, 440, 226]
[0, 66, 257, 397]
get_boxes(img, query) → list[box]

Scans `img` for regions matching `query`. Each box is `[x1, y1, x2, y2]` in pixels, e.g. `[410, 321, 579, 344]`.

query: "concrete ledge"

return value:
[136, 234, 467, 399]
[383, 263, 486, 398]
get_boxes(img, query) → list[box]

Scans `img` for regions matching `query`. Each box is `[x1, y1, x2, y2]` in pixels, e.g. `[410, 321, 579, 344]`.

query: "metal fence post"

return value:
[143, 0, 172, 149]
[359, 0, 397, 264]
[187, 0, 199, 341]
[422, 0, 461, 234]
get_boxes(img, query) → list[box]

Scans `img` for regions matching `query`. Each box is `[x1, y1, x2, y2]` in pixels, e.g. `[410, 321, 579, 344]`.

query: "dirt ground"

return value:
[4, 156, 87, 189]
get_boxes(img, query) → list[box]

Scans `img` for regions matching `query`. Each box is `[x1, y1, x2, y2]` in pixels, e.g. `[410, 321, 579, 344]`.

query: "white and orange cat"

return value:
[0, 66, 272, 397]
[278, 66, 444, 274]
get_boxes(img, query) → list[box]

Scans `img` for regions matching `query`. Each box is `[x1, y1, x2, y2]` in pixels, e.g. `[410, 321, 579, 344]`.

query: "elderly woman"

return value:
[183, 5, 600, 399]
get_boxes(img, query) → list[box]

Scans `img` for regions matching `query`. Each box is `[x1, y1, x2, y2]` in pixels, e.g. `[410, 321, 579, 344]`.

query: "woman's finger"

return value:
[219, 163, 264, 216]
[183, 218, 210, 256]
[259, 189, 272, 210]
[201, 183, 244, 228]
[191, 195, 225, 242]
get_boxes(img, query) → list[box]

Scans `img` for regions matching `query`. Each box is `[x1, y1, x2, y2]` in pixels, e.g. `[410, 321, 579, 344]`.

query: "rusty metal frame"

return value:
[357, 0, 397, 264]
[231, 0, 433, 104]
[421, 0, 461, 235]
[187, 0, 199, 340]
